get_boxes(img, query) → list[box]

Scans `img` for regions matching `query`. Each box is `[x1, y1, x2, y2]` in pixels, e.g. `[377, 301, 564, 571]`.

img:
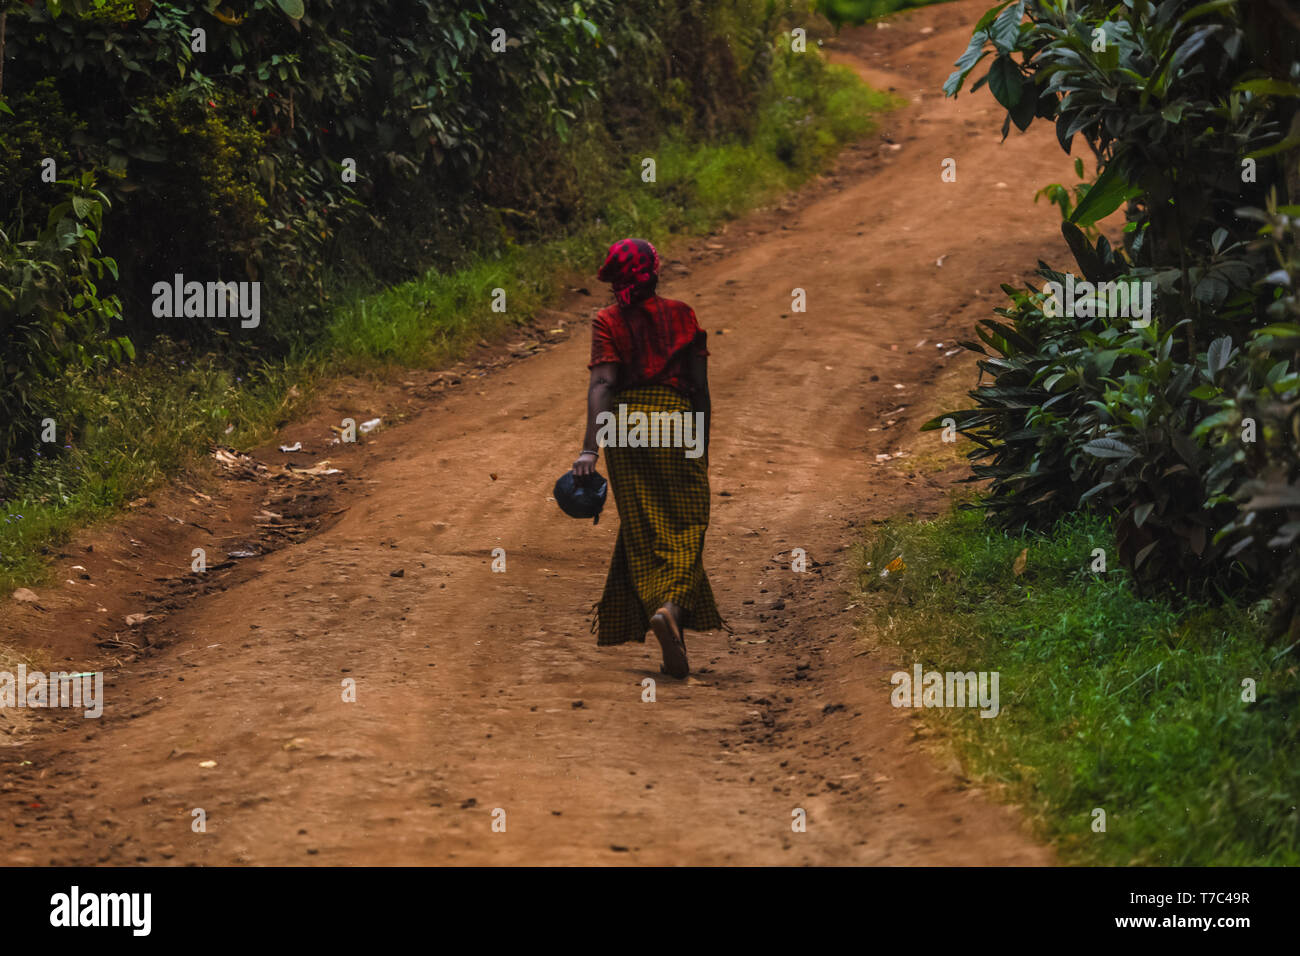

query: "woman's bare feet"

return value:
[651, 603, 689, 679]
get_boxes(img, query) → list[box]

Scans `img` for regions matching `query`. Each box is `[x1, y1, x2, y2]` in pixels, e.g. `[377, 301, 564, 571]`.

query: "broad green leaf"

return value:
[988, 55, 1022, 109]
[1206, 336, 1233, 377]
[945, 31, 992, 97]
[1069, 161, 1139, 227]
[1233, 79, 1300, 97]
[989, 2, 1024, 54]
[974, 0, 1017, 34]
[1082, 437, 1137, 458]
[1253, 323, 1300, 339]
[1245, 130, 1300, 160]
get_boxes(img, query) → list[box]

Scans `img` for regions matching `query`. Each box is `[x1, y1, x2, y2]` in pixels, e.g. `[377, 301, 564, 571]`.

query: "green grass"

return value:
[857, 502, 1300, 865]
[0, 340, 318, 587]
[0, 52, 899, 594]
[819, 0, 958, 25]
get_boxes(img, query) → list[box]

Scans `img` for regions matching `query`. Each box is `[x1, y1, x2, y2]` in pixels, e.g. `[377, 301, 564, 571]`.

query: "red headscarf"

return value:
[598, 238, 660, 307]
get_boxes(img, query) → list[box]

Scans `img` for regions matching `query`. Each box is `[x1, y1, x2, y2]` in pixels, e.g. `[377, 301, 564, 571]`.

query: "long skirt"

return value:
[593, 385, 725, 646]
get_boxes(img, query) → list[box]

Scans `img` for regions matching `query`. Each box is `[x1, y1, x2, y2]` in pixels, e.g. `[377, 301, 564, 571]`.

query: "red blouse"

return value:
[588, 296, 709, 395]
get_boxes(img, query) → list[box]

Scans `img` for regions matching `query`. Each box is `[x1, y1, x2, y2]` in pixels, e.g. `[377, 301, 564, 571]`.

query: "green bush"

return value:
[0, 0, 828, 468]
[934, 0, 1300, 617]
[0, 173, 133, 463]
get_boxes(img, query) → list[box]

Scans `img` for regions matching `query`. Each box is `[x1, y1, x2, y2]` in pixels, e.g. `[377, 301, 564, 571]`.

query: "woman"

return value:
[572, 238, 724, 678]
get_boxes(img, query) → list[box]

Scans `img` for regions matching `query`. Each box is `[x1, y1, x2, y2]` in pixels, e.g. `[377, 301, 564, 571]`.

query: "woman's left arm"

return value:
[687, 349, 710, 461]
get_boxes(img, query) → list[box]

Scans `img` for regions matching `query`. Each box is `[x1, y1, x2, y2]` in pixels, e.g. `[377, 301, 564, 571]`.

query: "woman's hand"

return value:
[572, 451, 599, 476]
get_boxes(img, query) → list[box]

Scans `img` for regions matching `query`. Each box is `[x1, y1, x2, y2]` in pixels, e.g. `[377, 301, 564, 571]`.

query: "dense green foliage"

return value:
[0, 0, 823, 471]
[858, 505, 1299, 865]
[930, 0, 1300, 631]
[1, 173, 134, 456]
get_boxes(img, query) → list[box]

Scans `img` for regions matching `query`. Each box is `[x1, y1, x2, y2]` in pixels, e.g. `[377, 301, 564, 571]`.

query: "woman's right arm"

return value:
[574, 362, 618, 476]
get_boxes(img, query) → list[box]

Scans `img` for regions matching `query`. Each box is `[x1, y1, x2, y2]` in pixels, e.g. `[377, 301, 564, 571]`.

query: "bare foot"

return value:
[651, 605, 689, 679]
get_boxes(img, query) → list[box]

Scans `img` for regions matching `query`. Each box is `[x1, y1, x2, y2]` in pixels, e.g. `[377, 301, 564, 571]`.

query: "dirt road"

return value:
[3, 1, 1075, 865]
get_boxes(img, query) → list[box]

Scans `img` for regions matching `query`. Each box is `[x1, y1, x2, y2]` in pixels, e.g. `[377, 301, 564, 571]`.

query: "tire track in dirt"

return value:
[4, 1, 1073, 865]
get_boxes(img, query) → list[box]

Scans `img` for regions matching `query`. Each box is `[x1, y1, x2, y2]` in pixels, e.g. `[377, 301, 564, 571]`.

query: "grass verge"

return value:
[856, 502, 1300, 865]
[1, 51, 900, 594]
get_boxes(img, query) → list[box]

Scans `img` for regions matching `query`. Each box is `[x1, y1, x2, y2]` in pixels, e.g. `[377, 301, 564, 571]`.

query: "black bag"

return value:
[553, 470, 608, 524]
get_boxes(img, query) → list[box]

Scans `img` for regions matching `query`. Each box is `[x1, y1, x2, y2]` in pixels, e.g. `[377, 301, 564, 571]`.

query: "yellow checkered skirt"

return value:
[593, 385, 725, 646]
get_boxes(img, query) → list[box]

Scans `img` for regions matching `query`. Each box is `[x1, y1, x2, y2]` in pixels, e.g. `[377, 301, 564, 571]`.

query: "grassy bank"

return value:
[0, 52, 898, 594]
[856, 503, 1300, 865]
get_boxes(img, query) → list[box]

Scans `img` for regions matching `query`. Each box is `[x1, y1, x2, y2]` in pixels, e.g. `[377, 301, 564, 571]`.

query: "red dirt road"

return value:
[3, 2, 1076, 865]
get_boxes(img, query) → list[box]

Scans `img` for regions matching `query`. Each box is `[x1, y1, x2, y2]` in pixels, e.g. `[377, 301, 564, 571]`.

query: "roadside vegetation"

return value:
[858, 504, 1299, 865]
[0, 0, 897, 592]
[846, 0, 1300, 864]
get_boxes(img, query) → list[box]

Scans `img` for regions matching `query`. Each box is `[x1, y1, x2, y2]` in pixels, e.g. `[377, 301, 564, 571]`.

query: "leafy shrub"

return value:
[1, 0, 817, 327]
[0, 0, 834, 461]
[0, 173, 133, 469]
[933, 0, 1300, 616]
[1212, 200, 1300, 640]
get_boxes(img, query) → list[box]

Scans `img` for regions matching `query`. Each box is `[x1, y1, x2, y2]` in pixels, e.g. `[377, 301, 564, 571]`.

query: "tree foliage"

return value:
[0, 0, 800, 468]
[931, 0, 1300, 631]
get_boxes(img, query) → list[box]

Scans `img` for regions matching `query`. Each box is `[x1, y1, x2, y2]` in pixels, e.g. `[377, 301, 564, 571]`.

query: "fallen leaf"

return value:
[1013, 548, 1028, 576]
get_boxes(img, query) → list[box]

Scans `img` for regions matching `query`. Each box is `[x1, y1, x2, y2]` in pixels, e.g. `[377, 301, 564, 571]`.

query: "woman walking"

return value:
[572, 238, 724, 678]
